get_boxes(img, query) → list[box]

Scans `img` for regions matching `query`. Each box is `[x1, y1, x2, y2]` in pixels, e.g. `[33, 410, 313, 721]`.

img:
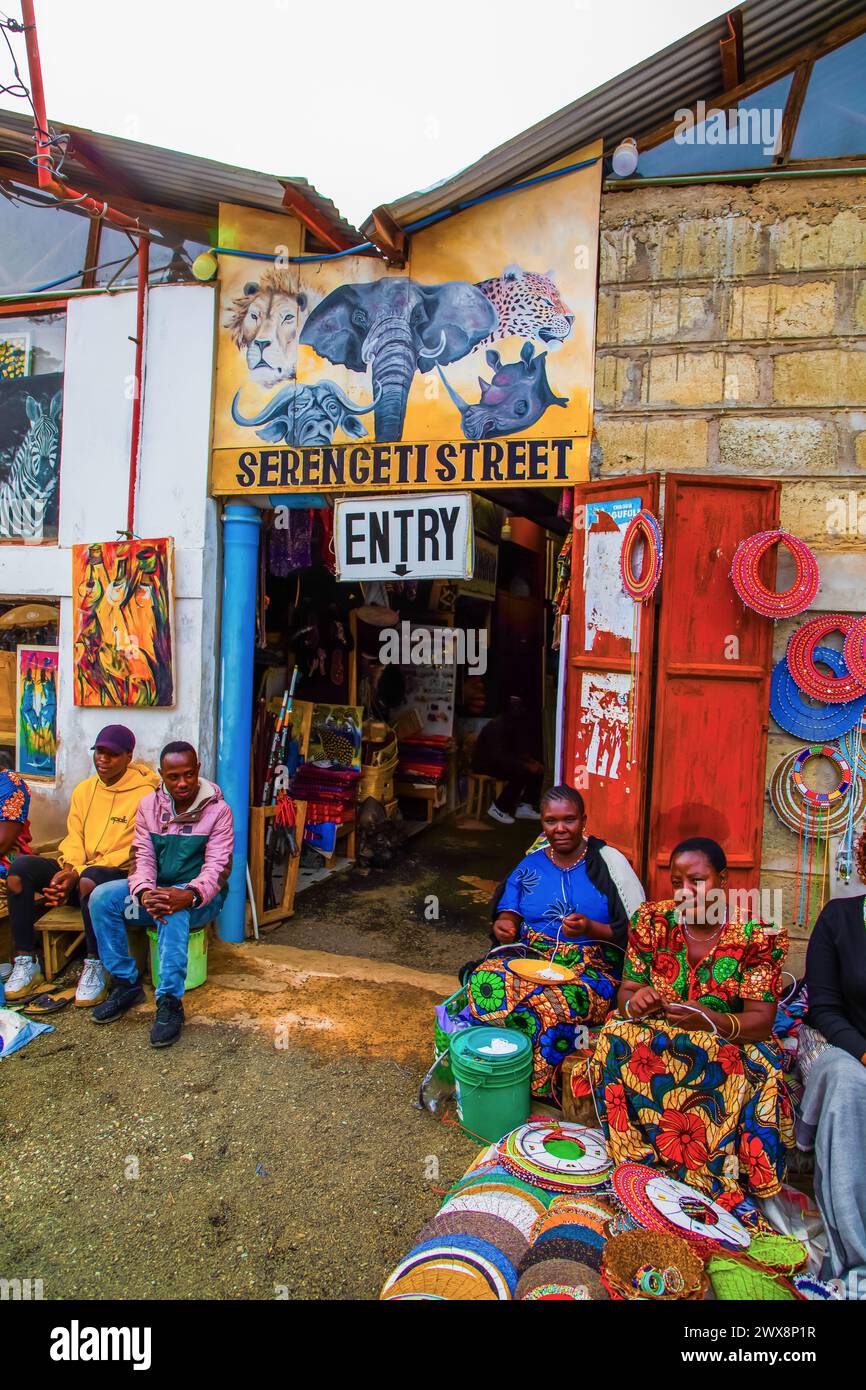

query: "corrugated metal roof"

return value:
[371, 0, 866, 233]
[0, 106, 362, 242]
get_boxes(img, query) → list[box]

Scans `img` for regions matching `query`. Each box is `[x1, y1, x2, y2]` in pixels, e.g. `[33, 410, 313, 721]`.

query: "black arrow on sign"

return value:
[393, 563, 411, 576]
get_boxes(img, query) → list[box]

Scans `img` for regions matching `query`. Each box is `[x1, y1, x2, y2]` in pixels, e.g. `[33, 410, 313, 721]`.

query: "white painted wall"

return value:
[0, 283, 219, 840]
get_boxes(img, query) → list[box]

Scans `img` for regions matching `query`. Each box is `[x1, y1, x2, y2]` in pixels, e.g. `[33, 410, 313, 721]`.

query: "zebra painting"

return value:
[0, 386, 62, 540]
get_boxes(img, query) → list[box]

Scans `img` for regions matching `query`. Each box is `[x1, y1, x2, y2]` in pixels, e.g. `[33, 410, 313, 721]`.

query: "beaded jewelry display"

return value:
[770, 646, 866, 741]
[620, 509, 664, 602]
[791, 744, 852, 809]
[619, 508, 663, 764]
[837, 717, 866, 883]
[730, 529, 819, 619]
[786, 615, 866, 703]
[843, 615, 866, 688]
[767, 745, 865, 927]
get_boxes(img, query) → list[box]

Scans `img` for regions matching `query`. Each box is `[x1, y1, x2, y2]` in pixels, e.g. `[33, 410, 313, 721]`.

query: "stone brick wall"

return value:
[592, 175, 866, 935]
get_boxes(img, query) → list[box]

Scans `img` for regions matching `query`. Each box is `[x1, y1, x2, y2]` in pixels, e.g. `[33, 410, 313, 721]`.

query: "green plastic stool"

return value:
[146, 926, 208, 992]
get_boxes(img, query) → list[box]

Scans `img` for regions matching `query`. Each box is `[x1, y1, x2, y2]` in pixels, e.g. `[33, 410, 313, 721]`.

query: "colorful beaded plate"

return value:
[611, 1164, 751, 1252]
[497, 1121, 612, 1194]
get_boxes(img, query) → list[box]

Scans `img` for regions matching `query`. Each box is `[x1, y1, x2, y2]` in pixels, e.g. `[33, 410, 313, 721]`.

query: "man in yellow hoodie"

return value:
[5, 724, 159, 1006]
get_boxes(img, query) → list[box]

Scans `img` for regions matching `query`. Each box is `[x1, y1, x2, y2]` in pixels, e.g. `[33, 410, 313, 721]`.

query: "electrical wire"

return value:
[212, 153, 603, 266]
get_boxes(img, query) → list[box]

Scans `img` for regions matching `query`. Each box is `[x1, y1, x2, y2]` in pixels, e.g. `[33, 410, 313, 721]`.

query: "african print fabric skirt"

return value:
[466, 943, 619, 1097]
[591, 1017, 795, 1199]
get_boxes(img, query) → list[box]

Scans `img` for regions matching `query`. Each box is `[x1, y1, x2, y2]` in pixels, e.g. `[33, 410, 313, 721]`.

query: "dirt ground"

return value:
[0, 813, 525, 1301]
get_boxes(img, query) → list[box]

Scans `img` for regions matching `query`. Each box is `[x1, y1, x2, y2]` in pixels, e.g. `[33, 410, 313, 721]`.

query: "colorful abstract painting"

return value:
[72, 538, 174, 707]
[16, 644, 58, 779]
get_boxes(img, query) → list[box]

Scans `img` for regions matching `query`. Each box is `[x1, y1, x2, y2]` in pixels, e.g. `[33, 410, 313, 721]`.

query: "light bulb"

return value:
[611, 138, 639, 178]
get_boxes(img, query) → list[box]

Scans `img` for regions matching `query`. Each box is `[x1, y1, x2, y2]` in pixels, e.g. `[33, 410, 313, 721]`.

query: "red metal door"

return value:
[564, 474, 660, 868]
[646, 474, 780, 900]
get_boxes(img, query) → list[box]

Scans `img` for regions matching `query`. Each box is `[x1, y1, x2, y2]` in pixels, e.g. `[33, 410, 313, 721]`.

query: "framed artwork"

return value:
[0, 373, 63, 542]
[308, 704, 363, 770]
[0, 333, 31, 380]
[16, 644, 59, 779]
[72, 537, 175, 707]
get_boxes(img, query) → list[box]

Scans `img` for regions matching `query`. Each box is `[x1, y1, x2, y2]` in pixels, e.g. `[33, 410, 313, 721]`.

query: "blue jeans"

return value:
[89, 878, 223, 1000]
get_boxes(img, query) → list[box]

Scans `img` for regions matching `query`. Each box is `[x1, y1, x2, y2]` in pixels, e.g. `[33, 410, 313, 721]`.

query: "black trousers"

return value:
[7, 855, 127, 958]
[473, 756, 543, 817]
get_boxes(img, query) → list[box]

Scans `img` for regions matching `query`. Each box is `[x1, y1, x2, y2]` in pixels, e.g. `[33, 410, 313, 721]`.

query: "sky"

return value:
[1, 0, 729, 227]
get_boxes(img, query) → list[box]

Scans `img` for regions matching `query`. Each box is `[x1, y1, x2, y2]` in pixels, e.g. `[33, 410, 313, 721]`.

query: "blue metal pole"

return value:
[216, 502, 262, 942]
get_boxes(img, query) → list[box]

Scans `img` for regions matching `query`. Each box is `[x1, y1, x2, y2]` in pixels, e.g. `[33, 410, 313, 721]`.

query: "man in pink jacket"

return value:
[88, 741, 234, 1047]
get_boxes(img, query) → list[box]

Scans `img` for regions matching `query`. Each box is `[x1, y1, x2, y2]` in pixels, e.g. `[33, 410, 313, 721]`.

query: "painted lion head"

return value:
[224, 268, 311, 388]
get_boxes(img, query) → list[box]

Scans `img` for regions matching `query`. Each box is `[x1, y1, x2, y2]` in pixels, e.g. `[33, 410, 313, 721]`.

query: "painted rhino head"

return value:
[299, 277, 497, 442]
[231, 380, 378, 446]
[438, 340, 568, 440]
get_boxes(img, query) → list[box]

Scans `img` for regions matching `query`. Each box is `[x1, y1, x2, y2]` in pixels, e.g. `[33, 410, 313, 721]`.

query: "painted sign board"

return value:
[334, 492, 473, 581]
[209, 143, 602, 495]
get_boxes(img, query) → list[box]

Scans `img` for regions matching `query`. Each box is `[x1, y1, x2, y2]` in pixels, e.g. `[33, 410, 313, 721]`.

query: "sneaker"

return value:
[75, 957, 108, 1007]
[487, 803, 515, 825]
[515, 803, 541, 821]
[150, 994, 184, 1049]
[4, 954, 45, 1000]
[92, 978, 145, 1024]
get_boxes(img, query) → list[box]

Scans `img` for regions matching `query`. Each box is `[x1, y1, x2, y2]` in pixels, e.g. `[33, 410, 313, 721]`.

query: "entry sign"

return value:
[334, 492, 474, 582]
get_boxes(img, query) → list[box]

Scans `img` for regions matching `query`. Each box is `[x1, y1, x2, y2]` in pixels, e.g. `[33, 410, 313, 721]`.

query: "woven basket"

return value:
[602, 1230, 708, 1301]
[746, 1232, 809, 1275]
[708, 1254, 804, 1301]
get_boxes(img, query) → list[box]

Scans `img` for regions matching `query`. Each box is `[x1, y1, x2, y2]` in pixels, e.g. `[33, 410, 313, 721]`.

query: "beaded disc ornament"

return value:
[843, 615, 866, 688]
[768, 747, 865, 837]
[611, 1164, 751, 1254]
[770, 646, 866, 741]
[787, 615, 866, 703]
[497, 1121, 612, 1194]
[730, 529, 819, 619]
[381, 1235, 514, 1300]
[620, 509, 664, 602]
[791, 744, 853, 809]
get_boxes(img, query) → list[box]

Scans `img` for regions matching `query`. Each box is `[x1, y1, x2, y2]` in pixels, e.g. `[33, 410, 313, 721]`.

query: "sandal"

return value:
[20, 989, 76, 1016]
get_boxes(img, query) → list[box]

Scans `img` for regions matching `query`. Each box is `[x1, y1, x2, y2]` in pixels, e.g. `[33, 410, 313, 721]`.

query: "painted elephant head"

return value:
[231, 380, 378, 446]
[299, 277, 498, 442]
[438, 341, 568, 440]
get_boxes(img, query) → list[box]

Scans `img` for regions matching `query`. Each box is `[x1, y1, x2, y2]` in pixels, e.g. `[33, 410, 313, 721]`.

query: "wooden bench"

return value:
[465, 774, 506, 820]
[35, 905, 85, 983]
[395, 780, 448, 826]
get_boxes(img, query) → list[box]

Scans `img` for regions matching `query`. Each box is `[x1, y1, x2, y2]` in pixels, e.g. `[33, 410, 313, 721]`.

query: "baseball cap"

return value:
[91, 724, 136, 755]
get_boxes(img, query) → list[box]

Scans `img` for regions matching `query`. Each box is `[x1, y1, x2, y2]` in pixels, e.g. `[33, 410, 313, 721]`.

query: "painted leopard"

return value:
[475, 264, 574, 348]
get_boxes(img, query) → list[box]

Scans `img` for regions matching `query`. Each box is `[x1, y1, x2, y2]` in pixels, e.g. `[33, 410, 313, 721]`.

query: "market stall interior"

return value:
[245, 490, 572, 928]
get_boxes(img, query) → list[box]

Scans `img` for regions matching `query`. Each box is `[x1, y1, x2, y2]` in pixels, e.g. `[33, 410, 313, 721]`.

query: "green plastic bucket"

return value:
[450, 1026, 533, 1144]
[146, 926, 208, 992]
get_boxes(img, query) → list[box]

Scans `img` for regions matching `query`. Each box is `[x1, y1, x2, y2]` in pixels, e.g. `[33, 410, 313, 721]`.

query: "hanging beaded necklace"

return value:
[544, 841, 588, 871]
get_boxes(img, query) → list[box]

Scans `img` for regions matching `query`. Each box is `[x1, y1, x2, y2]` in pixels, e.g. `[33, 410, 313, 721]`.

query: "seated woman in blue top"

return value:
[465, 785, 645, 1096]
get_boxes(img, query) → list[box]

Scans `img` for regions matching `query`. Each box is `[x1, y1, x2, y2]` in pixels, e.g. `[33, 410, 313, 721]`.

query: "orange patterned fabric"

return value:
[623, 900, 787, 1011]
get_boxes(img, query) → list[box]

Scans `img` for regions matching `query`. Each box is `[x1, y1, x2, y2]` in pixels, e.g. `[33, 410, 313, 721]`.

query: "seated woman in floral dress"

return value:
[465, 785, 645, 1097]
[592, 837, 793, 1202]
